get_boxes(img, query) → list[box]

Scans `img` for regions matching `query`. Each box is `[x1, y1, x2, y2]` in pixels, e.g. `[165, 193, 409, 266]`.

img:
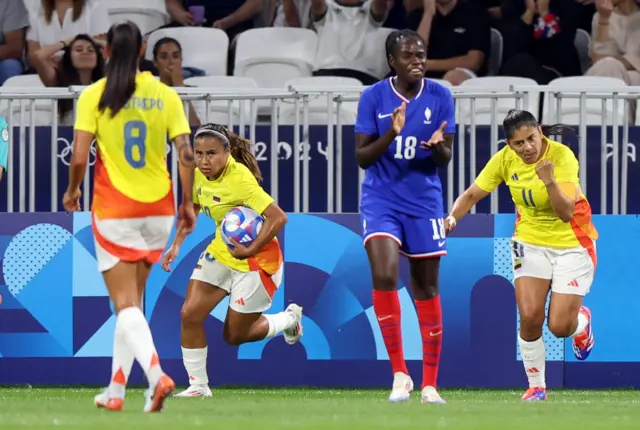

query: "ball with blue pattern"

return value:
[220, 206, 264, 249]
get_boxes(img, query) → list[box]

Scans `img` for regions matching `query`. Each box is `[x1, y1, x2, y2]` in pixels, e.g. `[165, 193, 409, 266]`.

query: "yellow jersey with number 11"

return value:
[474, 138, 598, 252]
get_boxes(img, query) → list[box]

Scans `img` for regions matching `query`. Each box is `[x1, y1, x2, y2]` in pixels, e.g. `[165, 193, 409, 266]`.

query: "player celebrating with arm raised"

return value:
[62, 21, 196, 412]
[355, 29, 456, 404]
[446, 109, 597, 401]
[162, 124, 303, 398]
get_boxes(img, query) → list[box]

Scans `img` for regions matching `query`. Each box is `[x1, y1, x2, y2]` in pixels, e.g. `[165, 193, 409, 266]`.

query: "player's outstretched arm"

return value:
[446, 184, 490, 233]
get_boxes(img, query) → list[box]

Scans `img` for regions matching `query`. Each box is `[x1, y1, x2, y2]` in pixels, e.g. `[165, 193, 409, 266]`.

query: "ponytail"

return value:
[540, 124, 576, 139]
[98, 21, 142, 117]
[194, 123, 263, 182]
[227, 130, 263, 183]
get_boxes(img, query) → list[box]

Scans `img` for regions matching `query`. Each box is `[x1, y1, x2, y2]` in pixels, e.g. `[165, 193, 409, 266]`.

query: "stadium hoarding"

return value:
[0, 212, 636, 389]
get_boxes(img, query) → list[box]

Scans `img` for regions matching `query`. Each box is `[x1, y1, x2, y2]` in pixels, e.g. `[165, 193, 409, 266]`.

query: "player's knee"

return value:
[223, 329, 246, 346]
[415, 282, 438, 300]
[547, 317, 574, 338]
[180, 303, 207, 327]
[519, 311, 545, 338]
[371, 268, 398, 291]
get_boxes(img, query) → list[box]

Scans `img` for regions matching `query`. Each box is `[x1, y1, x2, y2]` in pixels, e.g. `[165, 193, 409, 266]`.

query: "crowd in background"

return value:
[0, 0, 638, 95]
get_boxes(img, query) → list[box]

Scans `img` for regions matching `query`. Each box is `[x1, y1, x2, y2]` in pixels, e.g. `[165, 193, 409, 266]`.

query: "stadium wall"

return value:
[1, 125, 639, 214]
[0, 213, 637, 389]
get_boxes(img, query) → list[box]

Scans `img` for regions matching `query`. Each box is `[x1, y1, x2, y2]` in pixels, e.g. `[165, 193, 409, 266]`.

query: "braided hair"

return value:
[194, 123, 263, 182]
[384, 29, 424, 71]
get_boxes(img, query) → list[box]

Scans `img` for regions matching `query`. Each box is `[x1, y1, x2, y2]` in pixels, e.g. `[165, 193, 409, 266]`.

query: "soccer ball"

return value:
[220, 206, 264, 249]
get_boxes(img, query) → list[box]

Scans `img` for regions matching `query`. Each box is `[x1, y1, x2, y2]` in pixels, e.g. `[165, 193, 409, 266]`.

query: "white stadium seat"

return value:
[542, 76, 628, 125]
[428, 79, 452, 87]
[278, 77, 363, 125]
[457, 76, 540, 125]
[234, 28, 317, 89]
[183, 76, 259, 125]
[107, 0, 169, 36]
[145, 28, 229, 76]
[0, 75, 66, 126]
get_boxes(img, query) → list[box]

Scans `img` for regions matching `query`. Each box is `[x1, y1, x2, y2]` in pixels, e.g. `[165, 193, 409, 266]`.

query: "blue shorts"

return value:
[360, 205, 447, 258]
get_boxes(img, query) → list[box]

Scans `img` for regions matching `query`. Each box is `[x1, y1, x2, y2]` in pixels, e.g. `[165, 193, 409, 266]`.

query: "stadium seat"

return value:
[234, 28, 317, 90]
[542, 76, 629, 125]
[428, 79, 452, 87]
[183, 76, 259, 125]
[107, 0, 169, 36]
[278, 77, 363, 125]
[574, 29, 592, 74]
[456, 76, 540, 125]
[145, 28, 229, 76]
[488, 28, 503, 76]
[0, 75, 65, 126]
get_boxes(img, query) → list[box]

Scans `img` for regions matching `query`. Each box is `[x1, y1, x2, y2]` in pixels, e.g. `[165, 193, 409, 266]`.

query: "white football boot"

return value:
[283, 304, 304, 345]
[174, 385, 212, 397]
[420, 385, 447, 404]
[389, 372, 413, 403]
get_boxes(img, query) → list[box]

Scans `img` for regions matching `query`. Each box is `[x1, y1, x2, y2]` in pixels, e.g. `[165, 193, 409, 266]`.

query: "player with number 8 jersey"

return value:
[354, 30, 456, 404]
[65, 21, 196, 413]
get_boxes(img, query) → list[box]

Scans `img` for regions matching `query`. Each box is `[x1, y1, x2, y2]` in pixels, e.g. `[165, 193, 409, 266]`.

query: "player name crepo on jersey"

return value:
[355, 78, 456, 217]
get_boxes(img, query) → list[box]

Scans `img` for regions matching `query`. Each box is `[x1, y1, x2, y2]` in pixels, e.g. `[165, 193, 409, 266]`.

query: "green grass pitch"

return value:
[1, 388, 639, 429]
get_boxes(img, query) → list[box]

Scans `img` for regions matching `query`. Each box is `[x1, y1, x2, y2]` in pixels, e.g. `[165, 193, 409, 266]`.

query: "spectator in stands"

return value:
[163, 0, 263, 74]
[576, 0, 597, 31]
[34, 34, 104, 124]
[0, 0, 29, 85]
[311, 0, 390, 85]
[407, 0, 491, 85]
[26, 0, 110, 71]
[164, 0, 261, 38]
[270, 0, 312, 28]
[586, 0, 640, 86]
[153, 37, 201, 125]
[500, 0, 582, 84]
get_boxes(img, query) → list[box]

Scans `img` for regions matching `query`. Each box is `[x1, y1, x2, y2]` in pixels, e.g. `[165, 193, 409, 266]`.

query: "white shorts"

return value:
[190, 252, 282, 314]
[510, 239, 596, 296]
[92, 213, 174, 273]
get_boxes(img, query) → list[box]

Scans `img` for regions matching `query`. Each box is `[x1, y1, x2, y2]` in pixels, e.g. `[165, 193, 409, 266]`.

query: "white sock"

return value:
[117, 307, 164, 386]
[108, 321, 134, 398]
[571, 312, 589, 338]
[264, 312, 295, 338]
[182, 347, 209, 386]
[518, 336, 546, 389]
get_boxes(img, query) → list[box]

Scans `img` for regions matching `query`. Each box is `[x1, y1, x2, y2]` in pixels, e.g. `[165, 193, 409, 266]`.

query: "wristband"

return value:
[446, 215, 457, 229]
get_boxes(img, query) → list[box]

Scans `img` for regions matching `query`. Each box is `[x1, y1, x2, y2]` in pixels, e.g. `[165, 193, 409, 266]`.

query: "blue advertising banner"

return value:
[1, 126, 638, 214]
[0, 213, 638, 388]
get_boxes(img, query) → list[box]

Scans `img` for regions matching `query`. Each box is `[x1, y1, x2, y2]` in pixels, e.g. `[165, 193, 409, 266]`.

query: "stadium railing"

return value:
[1, 85, 639, 215]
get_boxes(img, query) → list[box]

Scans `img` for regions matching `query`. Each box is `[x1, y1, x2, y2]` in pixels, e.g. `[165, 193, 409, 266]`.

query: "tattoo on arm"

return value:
[175, 136, 194, 165]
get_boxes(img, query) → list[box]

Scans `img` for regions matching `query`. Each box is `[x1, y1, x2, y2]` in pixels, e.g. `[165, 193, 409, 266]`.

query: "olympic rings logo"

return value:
[57, 137, 98, 166]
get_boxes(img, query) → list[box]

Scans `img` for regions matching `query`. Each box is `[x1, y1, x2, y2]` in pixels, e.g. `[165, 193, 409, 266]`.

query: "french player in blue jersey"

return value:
[355, 30, 456, 404]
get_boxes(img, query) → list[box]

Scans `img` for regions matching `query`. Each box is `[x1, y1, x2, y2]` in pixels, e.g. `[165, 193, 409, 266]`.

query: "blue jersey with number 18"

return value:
[355, 78, 456, 216]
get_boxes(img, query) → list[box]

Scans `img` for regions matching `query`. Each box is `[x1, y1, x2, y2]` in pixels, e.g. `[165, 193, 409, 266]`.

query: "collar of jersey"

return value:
[388, 77, 424, 104]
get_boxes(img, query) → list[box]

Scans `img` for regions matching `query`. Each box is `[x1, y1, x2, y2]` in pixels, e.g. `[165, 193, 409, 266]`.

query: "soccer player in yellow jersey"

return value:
[162, 124, 303, 397]
[62, 22, 197, 412]
[446, 109, 597, 402]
